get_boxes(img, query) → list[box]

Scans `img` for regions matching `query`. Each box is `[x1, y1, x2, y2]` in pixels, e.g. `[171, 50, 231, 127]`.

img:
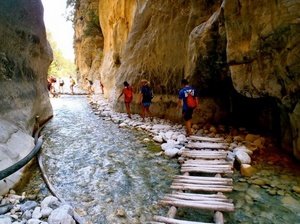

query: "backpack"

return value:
[186, 89, 197, 109]
[142, 86, 153, 102]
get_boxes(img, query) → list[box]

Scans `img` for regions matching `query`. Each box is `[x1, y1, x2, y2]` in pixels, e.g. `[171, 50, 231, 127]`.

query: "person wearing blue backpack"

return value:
[178, 79, 198, 136]
[139, 79, 153, 122]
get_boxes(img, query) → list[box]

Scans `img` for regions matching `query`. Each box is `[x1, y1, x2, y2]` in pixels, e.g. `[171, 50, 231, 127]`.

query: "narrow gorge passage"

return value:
[40, 95, 179, 223]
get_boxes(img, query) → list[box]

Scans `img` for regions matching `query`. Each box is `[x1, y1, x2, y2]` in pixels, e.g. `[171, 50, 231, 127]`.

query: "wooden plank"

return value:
[170, 184, 233, 192]
[181, 167, 233, 174]
[153, 216, 214, 224]
[184, 159, 231, 165]
[173, 179, 232, 186]
[182, 152, 227, 160]
[188, 136, 225, 143]
[165, 194, 231, 203]
[182, 164, 232, 169]
[160, 199, 234, 212]
[174, 176, 232, 183]
[169, 192, 228, 199]
[186, 142, 228, 150]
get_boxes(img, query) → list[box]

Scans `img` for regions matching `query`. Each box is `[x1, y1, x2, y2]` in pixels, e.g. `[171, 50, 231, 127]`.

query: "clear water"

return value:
[41, 95, 179, 223]
[31, 95, 300, 224]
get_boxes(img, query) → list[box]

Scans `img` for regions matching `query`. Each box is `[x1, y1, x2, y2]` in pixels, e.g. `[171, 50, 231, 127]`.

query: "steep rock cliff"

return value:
[74, 0, 103, 85]
[74, 0, 300, 159]
[0, 0, 52, 194]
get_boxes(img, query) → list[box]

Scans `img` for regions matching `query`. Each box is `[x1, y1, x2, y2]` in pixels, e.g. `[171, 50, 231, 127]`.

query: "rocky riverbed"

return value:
[1, 94, 300, 224]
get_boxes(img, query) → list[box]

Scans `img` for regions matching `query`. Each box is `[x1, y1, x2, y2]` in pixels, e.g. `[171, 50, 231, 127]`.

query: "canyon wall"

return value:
[74, 0, 103, 86]
[74, 0, 300, 159]
[0, 0, 53, 194]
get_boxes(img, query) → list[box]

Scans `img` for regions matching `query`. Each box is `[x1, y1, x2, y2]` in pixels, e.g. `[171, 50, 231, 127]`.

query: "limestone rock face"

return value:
[0, 0, 53, 194]
[223, 0, 300, 159]
[74, 0, 300, 159]
[74, 0, 103, 85]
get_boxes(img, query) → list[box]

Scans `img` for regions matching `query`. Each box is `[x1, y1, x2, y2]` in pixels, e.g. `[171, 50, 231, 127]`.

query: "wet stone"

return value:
[20, 201, 38, 212]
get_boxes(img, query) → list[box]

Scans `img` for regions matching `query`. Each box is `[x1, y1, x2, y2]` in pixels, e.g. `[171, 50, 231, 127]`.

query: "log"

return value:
[173, 179, 232, 186]
[174, 175, 232, 182]
[170, 184, 233, 192]
[185, 159, 231, 165]
[187, 136, 225, 143]
[173, 176, 232, 185]
[181, 167, 233, 174]
[162, 197, 233, 207]
[167, 206, 177, 218]
[170, 192, 228, 199]
[214, 211, 224, 224]
[186, 142, 228, 150]
[165, 194, 231, 202]
[153, 216, 214, 224]
[160, 199, 234, 212]
[182, 164, 232, 169]
[182, 154, 227, 159]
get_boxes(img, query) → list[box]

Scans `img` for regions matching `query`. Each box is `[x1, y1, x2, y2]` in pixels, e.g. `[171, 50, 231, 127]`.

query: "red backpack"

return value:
[186, 91, 197, 109]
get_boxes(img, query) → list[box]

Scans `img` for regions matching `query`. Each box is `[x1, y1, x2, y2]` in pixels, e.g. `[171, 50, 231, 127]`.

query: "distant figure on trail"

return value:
[118, 81, 133, 118]
[100, 80, 104, 94]
[139, 79, 153, 122]
[69, 76, 76, 94]
[85, 78, 94, 95]
[58, 78, 64, 94]
[178, 78, 198, 137]
[47, 76, 57, 97]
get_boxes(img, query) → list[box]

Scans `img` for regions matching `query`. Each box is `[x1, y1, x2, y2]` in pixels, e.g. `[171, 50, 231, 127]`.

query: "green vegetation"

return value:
[83, 10, 101, 37]
[47, 32, 76, 78]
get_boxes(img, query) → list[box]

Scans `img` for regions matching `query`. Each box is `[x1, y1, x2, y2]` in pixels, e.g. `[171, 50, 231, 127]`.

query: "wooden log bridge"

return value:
[152, 136, 235, 224]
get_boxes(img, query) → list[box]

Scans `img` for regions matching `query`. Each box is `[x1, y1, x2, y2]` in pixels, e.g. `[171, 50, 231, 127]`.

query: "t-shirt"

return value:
[179, 86, 196, 111]
[123, 86, 133, 103]
[141, 85, 153, 103]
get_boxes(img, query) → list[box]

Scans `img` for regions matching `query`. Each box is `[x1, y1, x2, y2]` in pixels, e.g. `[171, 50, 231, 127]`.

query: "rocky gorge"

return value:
[0, 0, 299, 222]
[73, 0, 300, 160]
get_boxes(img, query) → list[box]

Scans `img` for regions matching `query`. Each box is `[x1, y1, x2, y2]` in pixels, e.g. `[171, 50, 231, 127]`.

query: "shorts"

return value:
[142, 102, 151, 107]
[183, 108, 194, 121]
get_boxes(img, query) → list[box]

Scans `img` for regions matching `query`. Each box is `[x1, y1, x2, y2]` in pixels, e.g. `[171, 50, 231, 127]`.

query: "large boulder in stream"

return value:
[0, 0, 53, 195]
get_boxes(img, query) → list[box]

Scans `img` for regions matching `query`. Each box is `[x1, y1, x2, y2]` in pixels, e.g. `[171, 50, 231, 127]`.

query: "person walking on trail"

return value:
[99, 80, 104, 94]
[139, 79, 153, 122]
[69, 76, 76, 94]
[59, 78, 64, 94]
[85, 78, 94, 95]
[178, 78, 198, 137]
[118, 81, 133, 118]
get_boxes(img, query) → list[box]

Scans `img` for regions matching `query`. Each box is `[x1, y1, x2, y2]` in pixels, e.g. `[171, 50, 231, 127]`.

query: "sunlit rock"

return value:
[240, 164, 256, 177]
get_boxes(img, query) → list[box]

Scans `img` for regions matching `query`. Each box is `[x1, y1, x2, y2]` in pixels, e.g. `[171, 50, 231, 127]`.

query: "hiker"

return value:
[58, 78, 64, 93]
[139, 79, 153, 121]
[47, 76, 57, 97]
[85, 78, 94, 94]
[100, 81, 104, 94]
[118, 81, 133, 118]
[70, 76, 76, 94]
[178, 78, 198, 136]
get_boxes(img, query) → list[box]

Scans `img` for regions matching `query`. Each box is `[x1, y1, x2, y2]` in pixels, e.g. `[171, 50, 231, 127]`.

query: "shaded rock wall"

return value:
[223, 0, 300, 159]
[74, 0, 300, 159]
[0, 0, 53, 194]
[74, 0, 103, 86]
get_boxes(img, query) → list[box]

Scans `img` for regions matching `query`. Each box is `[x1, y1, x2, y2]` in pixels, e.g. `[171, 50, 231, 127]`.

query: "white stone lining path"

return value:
[89, 94, 263, 224]
[88, 94, 272, 223]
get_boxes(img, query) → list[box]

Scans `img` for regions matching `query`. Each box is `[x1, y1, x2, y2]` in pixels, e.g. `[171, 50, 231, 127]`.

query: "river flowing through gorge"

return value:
[17, 95, 300, 224]
[39, 95, 179, 223]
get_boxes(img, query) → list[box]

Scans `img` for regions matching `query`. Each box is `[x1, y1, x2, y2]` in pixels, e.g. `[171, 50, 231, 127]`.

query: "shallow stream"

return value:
[19, 95, 300, 224]
[40, 96, 179, 223]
